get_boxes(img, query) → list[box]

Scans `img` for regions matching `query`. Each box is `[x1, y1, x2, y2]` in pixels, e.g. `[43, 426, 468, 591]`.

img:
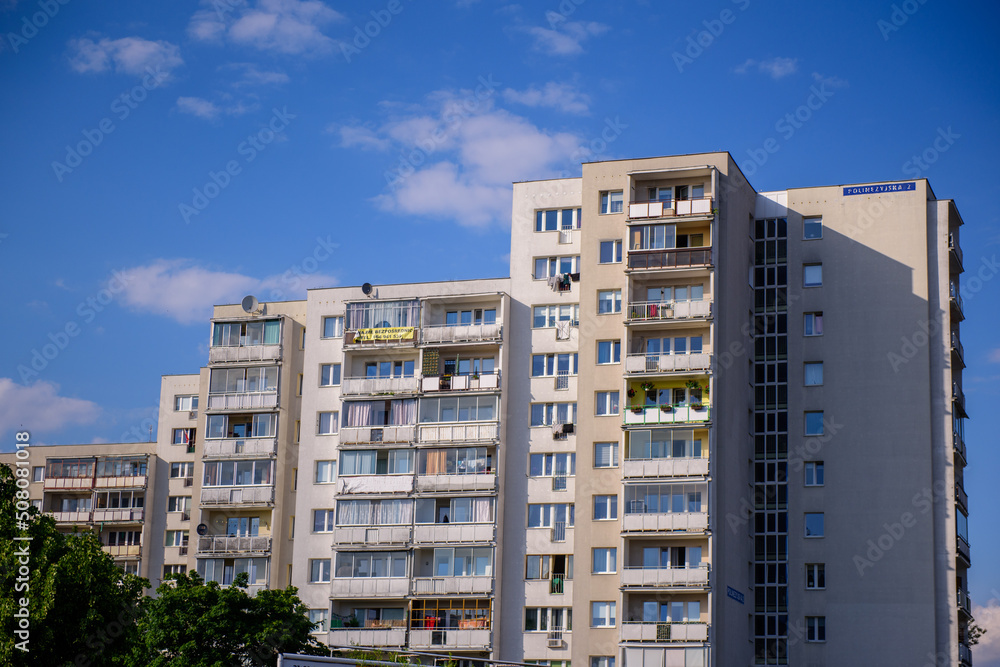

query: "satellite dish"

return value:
[361, 283, 373, 296]
[241, 295, 259, 313]
[196, 523, 208, 536]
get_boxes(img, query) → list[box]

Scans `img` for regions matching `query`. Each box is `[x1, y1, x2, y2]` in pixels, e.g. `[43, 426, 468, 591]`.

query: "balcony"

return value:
[44, 477, 93, 491]
[625, 353, 711, 375]
[960, 642, 973, 666]
[422, 322, 502, 344]
[421, 374, 501, 392]
[328, 626, 407, 648]
[203, 437, 277, 458]
[628, 197, 713, 219]
[50, 511, 92, 523]
[954, 431, 968, 465]
[342, 376, 421, 396]
[197, 535, 271, 555]
[957, 535, 971, 566]
[332, 526, 412, 546]
[206, 391, 278, 411]
[411, 576, 493, 595]
[950, 234, 964, 274]
[418, 422, 499, 444]
[623, 458, 709, 479]
[92, 508, 144, 523]
[413, 523, 495, 545]
[623, 512, 708, 534]
[415, 473, 496, 493]
[624, 405, 711, 426]
[94, 475, 146, 489]
[620, 621, 708, 643]
[627, 248, 712, 272]
[952, 332, 965, 368]
[409, 627, 490, 650]
[953, 383, 968, 418]
[209, 344, 281, 364]
[626, 300, 712, 322]
[330, 577, 410, 597]
[951, 289, 965, 322]
[199, 485, 274, 506]
[103, 544, 141, 558]
[958, 588, 972, 618]
[340, 425, 415, 445]
[621, 565, 710, 589]
[956, 483, 969, 514]
[337, 475, 414, 495]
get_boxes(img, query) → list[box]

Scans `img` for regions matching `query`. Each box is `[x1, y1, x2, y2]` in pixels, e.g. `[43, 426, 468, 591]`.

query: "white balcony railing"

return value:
[421, 374, 501, 392]
[625, 353, 712, 374]
[627, 300, 712, 321]
[50, 511, 92, 522]
[103, 544, 142, 557]
[92, 508, 144, 523]
[415, 473, 496, 493]
[94, 475, 147, 489]
[197, 535, 271, 554]
[44, 477, 93, 490]
[330, 577, 410, 597]
[621, 565, 710, 588]
[328, 627, 407, 648]
[624, 405, 711, 426]
[413, 523, 495, 544]
[623, 458, 709, 479]
[332, 526, 412, 546]
[336, 475, 414, 495]
[422, 322, 502, 344]
[342, 376, 421, 396]
[628, 197, 713, 219]
[206, 392, 277, 411]
[418, 422, 499, 444]
[199, 485, 274, 506]
[408, 628, 491, 650]
[623, 512, 709, 533]
[339, 425, 415, 445]
[203, 437, 277, 458]
[620, 621, 708, 642]
[411, 576, 493, 595]
[209, 344, 281, 363]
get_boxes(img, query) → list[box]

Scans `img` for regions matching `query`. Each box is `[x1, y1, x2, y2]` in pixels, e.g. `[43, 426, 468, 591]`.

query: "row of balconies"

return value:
[339, 422, 500, 446]
[199, 485, 275, 507]
[344, 321, 503, 348]
[336, 472, 497, 495]
[624, 352, 711, 375]
[339, 373, 501, 397]
[49, 508, 144, 524]
[330, 575, 493, 598]
[43, 475, 146, 491]
[623, 404, 711, 426]
[196, 535, 272, 555]
[333, 522, 495, 547]
[328, 626, 490, 651]
[626, 299, 712, 322]
[203, 437, 278, 459]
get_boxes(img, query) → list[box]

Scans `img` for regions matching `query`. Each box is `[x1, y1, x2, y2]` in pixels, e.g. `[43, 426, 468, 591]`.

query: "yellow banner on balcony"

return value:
[356, 327, 415, 341]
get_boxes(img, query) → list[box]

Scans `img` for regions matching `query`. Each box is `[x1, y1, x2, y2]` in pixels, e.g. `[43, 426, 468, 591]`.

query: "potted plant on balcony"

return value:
[630, 404, 644, 414]
[659, 404, 673, 413]
[439, 374, 452, 390]
[627, 387, 636, 399]
[345, 615, 360, 628]
[639, 381, 656, 392]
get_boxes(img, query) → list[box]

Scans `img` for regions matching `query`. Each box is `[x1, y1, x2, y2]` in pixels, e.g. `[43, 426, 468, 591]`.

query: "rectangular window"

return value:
[169, 462, 193, 478]
[592, 548, 617, 574]
[320, 364, 341, 386]
[322, 316, 344, 338]
[599, 240, 622, 264]
[315, 461, 335, 483]
[309, 609, 328, 633]
[805, 513, 825, 538]
[534, 256, 580, 279]
[803, 264, 822, 287]
[532, 304, 580, 328]
[530, 402, 577, 426]
[591, 658, 614, 667]
[805, 462, 825, 486]
[165, 530, 189, 547]
[591, 601, 616, 627]
[318, 412, 339, 435]
[803, 216, 823, 240]
[174, 395, 199, 411]
[806, 616, 826, 641]
[594, 442, 618, 468]
[529, 453, 576, 477]
[167, 496, 191, 513]
[804, 411, 824, 436]
[804, 312, 824, 336]
[172, 428, 195, 445]
[313, 509, 335, 532]
[596, 340, 621, 364]
[309, 559, 331, 583]
[32, 466, 44, 482]
[600, 191, 623, 215]
[804, 362, 823, 386]
[597, 290, 621, 314]
[527, 504, 575, 528]
[595, 391, 619, 416]
[593, 495, 617, 520]
[531, 353, 579, 377]
[806, 564, 826, 589]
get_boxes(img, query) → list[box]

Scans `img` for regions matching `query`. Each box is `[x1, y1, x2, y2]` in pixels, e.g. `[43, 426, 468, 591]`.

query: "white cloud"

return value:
[524, 12, 608, 56]
[176, 95, 258, 120]
[116, 259, 336, 324]
[68, 35, 183, 78]
[0, 378, 100, 438]
[334, 124, 390, 151]
[812, 71, 849, 88]
[220, 62, 290, 86]
[503, 82, 590, 114]
[188, 0, 345, 56]
[735, 57, 799, 79]
[972, 602, 1000, 666]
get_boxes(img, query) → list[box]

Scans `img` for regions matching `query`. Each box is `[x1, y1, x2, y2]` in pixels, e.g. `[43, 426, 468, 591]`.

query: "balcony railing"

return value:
[620, 621, 708, 643]
[342, 376, 421, 396]
[950, 289, 965, 322]
[551, 521, 567, 543]
[94, 475, 147, 489]
[954, 431, 967, 463]
[408, 627, 491, 650]
[959, 642, 973, 666]
[422, 322, 502, 344]
[340, 425, 415, 445]
[415, 473, 496, 493]
[950, 234, 964, 273]
[44, 477, 94, 490]
[199, 485, 274, 506]
[103, 544, 141, 558]
[624, 353, 711, 375]
[624, 404, 711, 426]
[330, 577, 410, 597]
[413, 523, 495, 545]
[952, 332, 965, 366]
[332, 526, 412, 546]
[92, 508, 144, 523]
[957, 535, 971, 565]
[627, 248, 712, 271]
[203, 437, 277, 458]
[623, 457, 709, 479]
[209, 344, 281, 363]
[328, 627, 407, 648]
[50, 510, 92, 523]
[337, 475, 414, 495]
[411, 576, 493, 595]
[956, 483, 969, 513]
[197, 535, 271, 554]
[621, 565, 710, 588]
[622, 512, 709, 533]
[418, 422, 499, 444]
[206, 391, 278, 411]
[628, 197, 713, 219]
[953, 383, 968, 418]
[958, 588, 972, 616]
[421, 374, 501, 392]
[627, 300, 712, 322]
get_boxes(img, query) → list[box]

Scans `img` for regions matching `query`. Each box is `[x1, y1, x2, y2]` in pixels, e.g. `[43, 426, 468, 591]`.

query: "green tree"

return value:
[132, 571, 329, 667]
[0, 464, 147, 667]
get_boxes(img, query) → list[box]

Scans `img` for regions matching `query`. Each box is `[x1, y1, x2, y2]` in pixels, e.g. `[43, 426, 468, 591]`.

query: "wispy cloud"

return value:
[188, 0, 345, 56]
[503, 82, 590, 114]
[219, 62, 290, 87]
[812, 71, 849, 88]
[333, 124, 391, 151]
[735, 56, 799, 79]
[972, 602, 1000, 666]
[176, 95, 258, 120]
[0, 378, 101, 439]
[523, 12, 608, 56]
[68, 35, 183, 78]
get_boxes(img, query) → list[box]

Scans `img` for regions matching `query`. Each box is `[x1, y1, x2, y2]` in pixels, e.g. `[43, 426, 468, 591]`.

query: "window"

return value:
[420, 396, 497, 423]
[167, 496, 191, 513]
[340, 449, 413, 475]
[625, 429, 704, 460]
[527, 504, 574, 528]
[530, 402, 577, 426]
[805, 513, 825, 538]
[532, 304, 579, 328]
[624, 483, 705, 514]
[804, 411, 824, 436]
[525, 607, 573, 632]
[803, 216, 823, 240]
[525, 555, 573, 580]
[595, 391, 619, 416]
[336, 551, 409, 578]
[599, 240, 622, 264]
[295, 420, 301, 443]
[597, 290, 621, 314]
[806, 563, 826, 589]
[309, 609, 328, 633]
[593, 495, 617, 520]
[535, 208, 581, 232]
[174, 395, 199, 411]
[803, 264, 822, 287]
[209, 367, 278, 395]
[531, 353, 579, 377]
[313, 510, 335, 532]
[591, 659, 614, 667]
[529, 453, 576, 477]
[318, 412, 339, 435]
[320, 364, 341, 386]
[212, 320, 280, 347]
[165, 530, 189, 547]
[534, 255, 581, 279]
[594, 442, 618, 468]
[202, 460, 273, 486]
[322, 316, 344, 338]
[171, 428, 195, 445]
[805, 462, 825, 486]
[315, 461, 335, 483]
[591, 601, 616, 627]
[31, 466, 43, 482]
[428, 547, 493, 577]
[415, 497, 494, 524]
[163, 564, 187, 577]
[804, 312, 823, 336]
[806, 616, 826, 641]
[596, 340, 621, 364]
[309, 559, 331, 583]
[418, 448, 492, 475]
[206, 413, 276, 439]
[170, 462, 193, 478]
[804, 362, 823, 386]
[592, 548, 617, 573]
[30, 499, 42, 511]
[600, 191, 623, 215]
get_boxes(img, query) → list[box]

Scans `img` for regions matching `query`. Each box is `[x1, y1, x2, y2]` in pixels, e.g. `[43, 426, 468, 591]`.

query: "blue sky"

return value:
[1, 0, 998, 647]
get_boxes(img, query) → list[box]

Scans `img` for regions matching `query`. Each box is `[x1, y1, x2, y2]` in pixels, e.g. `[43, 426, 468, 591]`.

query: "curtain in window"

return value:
[389, 399, 416, 425]
[424, 450, 446, 475]
[345, 401, 374, 427]
[263, 320, 280, 345]
[472, 498, 493, 523]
